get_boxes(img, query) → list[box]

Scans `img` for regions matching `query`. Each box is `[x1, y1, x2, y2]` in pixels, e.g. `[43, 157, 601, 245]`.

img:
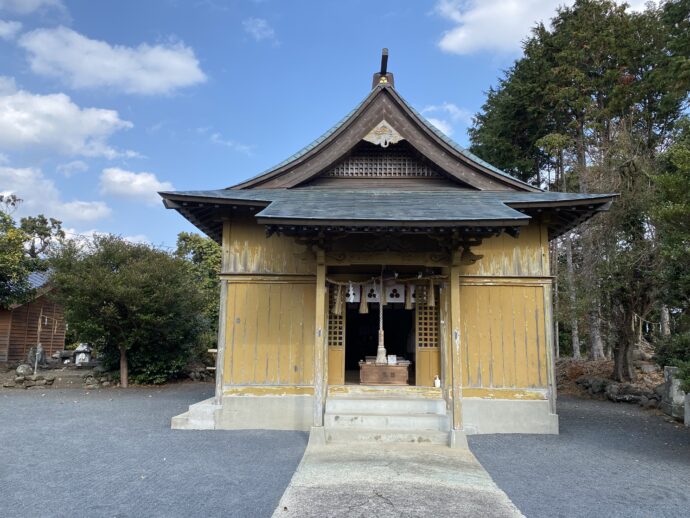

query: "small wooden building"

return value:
[0, 271, 66, 365]
[162, 53, 614, 443]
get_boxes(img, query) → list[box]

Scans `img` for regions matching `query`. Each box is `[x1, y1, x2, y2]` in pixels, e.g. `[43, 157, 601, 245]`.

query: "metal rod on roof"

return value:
[380, 48, 388, 75]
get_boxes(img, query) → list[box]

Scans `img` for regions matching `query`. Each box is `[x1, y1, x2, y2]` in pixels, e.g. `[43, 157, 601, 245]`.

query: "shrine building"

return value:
[161, 51, 614, 446]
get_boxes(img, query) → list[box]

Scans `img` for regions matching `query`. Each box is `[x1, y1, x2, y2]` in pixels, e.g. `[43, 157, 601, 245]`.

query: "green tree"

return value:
[175, 232, 221, 351]
[653, 117, 690, 366]
[0, 195, 63, 308]
[468, 0, 689, 380]
[50, 235, 207, 386]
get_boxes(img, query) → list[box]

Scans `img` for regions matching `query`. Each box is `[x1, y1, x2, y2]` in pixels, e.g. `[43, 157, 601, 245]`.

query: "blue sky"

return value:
[0, 0, 646, 248]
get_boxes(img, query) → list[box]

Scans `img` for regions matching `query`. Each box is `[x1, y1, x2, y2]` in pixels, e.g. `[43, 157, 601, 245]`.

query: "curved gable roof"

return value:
[230, 84, 540, 192]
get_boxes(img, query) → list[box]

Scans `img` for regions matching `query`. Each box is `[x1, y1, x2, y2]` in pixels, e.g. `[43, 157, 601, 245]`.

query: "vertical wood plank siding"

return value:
[459, 283, 548, 389]
[4, 294, 66, 364]
[222, 219, 316, 386]
[463, 223, 548, 277]
[454, 222, 551, 390]
[220, 216, 553, 394]
[223, 281, 315, 385]
[226, 214, 315, 275]
[0, 311, 11, 362]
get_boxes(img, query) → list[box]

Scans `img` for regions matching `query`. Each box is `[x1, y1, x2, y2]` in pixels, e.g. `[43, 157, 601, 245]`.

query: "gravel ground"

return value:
[0, 383, 307, 518]
[469, 396, 690, 518]
[2, 386, 688, 518]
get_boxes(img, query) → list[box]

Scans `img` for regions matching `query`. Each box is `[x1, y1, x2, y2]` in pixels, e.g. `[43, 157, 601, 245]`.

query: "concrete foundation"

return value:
[172, 394, 558, 435]
[171, 395, 313, 431]
[216, 395, 313, 431]
[462, 398, 559, 434]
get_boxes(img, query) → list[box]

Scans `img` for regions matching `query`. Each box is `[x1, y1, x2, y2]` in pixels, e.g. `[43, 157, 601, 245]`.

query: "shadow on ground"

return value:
[0, 384, 307, 518]
[469, 395, 690, 518]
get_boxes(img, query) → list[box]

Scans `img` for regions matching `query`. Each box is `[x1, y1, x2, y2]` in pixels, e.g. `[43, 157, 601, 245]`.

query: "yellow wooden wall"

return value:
[225, 214, 315, 275]
[219, 216, 553, 393]
[222, 218, 317, 386]
[223, 281, 315, 385]
[458, 282, 548, 388]
[463, 222, 549, 277]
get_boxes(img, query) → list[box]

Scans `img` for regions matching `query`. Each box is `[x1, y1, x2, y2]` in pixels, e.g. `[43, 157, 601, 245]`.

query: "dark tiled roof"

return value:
[161, 188, 615, 223]
[27, 270, 51, 290]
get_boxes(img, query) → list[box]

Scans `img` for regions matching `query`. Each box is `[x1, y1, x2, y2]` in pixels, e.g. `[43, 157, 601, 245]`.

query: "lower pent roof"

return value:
[160, 188, 616, 242]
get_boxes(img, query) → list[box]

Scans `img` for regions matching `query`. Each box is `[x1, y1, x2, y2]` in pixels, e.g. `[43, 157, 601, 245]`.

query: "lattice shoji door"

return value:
[415, 285, 441, 386]
[327, 286, 345, 385]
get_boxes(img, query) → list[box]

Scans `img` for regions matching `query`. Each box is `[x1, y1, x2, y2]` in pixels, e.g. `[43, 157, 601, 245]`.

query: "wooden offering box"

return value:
[359, 357, 410, 385]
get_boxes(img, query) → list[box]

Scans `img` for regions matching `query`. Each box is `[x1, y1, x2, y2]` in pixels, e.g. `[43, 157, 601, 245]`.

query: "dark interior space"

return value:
[344, 303, 415, 384]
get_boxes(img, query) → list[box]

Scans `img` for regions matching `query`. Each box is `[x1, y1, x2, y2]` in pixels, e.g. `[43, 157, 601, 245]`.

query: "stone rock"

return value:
[101, 381, 111, 387]
[34, 379, 47, 386]
[654, 383, 665, 398]
[685, 394, 689, 428]
[575, 376, 611, 395]
[16, 364, 32, 377]
[23, 381, 35, 388]
[638, 362, 660, 374]
[3, 380, 16, 388]
[84, 384, 98, 389]
[45, 378, 54, 385]
[605, 382, 648, 404]
[660, 366, 686, 421]
[44, 375, 55, 382]
[30, 374, 44, 381]
[14, 376, 25, 383]
[590, 378, 608, 394]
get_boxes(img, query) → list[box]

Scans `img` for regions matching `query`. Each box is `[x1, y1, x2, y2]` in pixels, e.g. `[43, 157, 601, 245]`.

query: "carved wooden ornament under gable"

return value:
[363, 119, 404, 148]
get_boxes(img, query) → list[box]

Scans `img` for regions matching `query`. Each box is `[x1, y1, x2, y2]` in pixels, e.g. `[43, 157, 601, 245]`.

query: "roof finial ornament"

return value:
[372, 48, 394, 89]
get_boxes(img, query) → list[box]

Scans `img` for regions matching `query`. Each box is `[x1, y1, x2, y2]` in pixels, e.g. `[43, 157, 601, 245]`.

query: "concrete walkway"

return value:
[272, 443, 523, 518]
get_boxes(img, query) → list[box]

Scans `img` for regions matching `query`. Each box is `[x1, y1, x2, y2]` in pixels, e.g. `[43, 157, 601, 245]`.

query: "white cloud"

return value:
[0, 76, 134, 158]
[242, 17, 276, 42]
[0, 166, 111, 223]
[0, 19, 21, 40]
[422, 102, 473, 136]
[99, 168, 173, 205]
[122, 233, 149, 244]
[435, 0, 652, 55]
[18, 26, 207, 95]
[56, 159, 88, 176]
[0, 0, 64, 15]
[425, 117, 453, 136]
[210, 132, 253, 155]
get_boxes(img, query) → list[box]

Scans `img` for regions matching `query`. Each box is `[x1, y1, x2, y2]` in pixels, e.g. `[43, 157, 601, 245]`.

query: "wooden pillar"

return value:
[313, 249, 327, 427]
[450, 250, 463, 430]
[214, 279, 228, 404]
[543, 281, 557, 415]
[215, 220, 232, 405]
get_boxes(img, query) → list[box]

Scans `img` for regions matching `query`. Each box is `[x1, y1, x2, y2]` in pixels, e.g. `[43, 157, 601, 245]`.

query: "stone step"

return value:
[324, 412, 449, 431]
[326, 397, 447, 415]
[325, 427, 449, 446]
[170, 397, 219, 430]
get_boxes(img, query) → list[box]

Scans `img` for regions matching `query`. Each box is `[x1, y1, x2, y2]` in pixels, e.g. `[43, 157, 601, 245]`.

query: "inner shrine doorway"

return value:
[326, 267, 442, 388]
